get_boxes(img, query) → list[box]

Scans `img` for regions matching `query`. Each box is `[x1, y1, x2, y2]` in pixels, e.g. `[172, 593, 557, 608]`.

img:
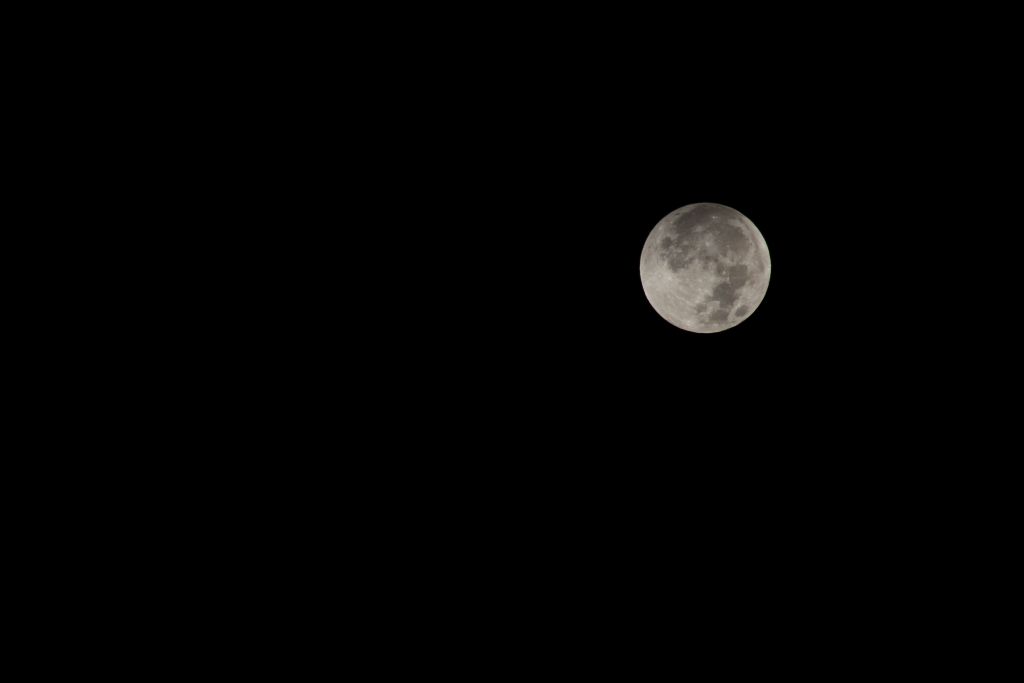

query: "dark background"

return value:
[68, 5, 1012, 457]
[11, 5, 1018, 659]
[377, 53, 961, 436]
[303, 10, 1021, 497]
[295, 15, 1019, 575]
[40, 5, 1010, 527]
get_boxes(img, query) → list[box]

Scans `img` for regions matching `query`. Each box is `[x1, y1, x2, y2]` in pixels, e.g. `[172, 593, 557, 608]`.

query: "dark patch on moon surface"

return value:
[667, 253, 692, 272]
[696, 249, 717, 268]
[708, 308, 729, 323]
[715, 223, 751, 256]
[735, 305, 749, 317]
[711, 281, 739, 309]
[728, 264, 749, 286]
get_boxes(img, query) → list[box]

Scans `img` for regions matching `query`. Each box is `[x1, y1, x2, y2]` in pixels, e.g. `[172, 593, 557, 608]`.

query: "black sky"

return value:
[20, 5, 1017, 650]
[245, 7, 1021, 520]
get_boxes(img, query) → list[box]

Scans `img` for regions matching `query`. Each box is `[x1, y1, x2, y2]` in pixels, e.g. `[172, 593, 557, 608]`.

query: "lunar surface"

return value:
[640, 203, 770, 333]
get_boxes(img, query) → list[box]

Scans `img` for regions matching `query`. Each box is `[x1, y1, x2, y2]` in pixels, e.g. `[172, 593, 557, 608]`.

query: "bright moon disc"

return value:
[640, 203, 771, 333]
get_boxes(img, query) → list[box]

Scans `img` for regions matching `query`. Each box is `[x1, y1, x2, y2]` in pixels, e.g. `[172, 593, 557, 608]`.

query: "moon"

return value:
[640, 203, 770, 333]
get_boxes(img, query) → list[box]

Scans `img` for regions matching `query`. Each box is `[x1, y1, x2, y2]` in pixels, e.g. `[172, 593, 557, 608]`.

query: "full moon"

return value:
[640, 203, 770, 333]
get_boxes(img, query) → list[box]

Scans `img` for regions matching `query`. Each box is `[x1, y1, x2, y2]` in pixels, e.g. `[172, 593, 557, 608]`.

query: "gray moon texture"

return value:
[640, 203, 770, 333]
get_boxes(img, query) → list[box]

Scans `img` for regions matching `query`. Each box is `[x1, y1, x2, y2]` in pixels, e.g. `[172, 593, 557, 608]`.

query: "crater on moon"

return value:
[639, 203, 771, 333]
